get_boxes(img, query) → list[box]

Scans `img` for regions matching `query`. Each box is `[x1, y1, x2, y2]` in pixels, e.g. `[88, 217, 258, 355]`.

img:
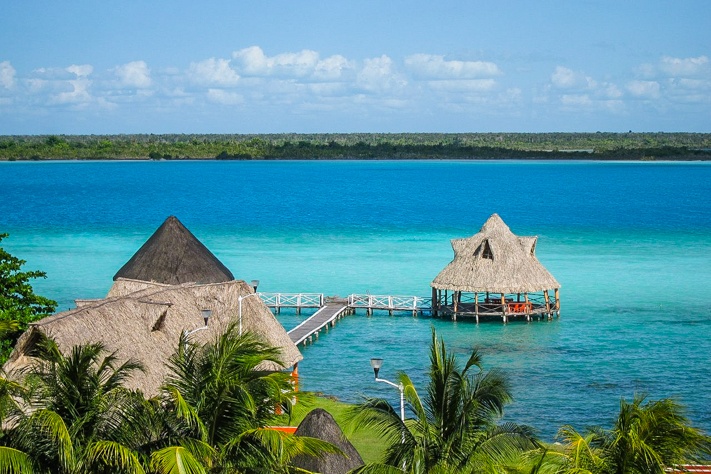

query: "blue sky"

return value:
[1, 1, 710, 134]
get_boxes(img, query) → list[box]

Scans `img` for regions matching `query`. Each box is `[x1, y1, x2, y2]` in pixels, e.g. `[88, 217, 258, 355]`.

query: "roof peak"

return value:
[113, 216, 234, 285]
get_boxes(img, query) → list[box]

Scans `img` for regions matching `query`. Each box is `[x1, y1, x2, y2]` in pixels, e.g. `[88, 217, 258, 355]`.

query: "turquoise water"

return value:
[1, 160, 710, 439]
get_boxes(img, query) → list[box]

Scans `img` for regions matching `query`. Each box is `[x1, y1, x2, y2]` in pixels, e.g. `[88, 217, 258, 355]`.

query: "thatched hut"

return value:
[114, 215, 234, 285]
[5, 279, 302, 397]
[431, 214, 560, 322]
[291, 408, 364, 474]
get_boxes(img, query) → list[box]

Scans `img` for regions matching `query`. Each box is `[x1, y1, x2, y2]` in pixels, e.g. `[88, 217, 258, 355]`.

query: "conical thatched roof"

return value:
[4, 279, 301, 397]
[431, 214, 560, 293]
[113, 216, 234, 285]
[291, 408, 364, 474]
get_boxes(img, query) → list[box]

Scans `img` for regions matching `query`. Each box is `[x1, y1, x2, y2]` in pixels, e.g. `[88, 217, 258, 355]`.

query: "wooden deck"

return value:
[287, 302, 349, 346]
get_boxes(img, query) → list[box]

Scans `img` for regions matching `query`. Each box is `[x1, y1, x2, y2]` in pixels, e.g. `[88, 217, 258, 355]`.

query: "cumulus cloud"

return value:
[188, 58, 240, 86]
[551, 66, 578, 88]
[114, 60, 152, 88]
[404, 54, 500, 79]
[206, 88, 243, 105]
[232, 46, 352, 81]
[627, 80, 660, 98]
[357, 55, 406, 92]
[67, 64, 93, 77]
[0, 61, 16, 89]
[313, 55, 352, 80]
[233, 46, 317, 77]
[660, 55, 709, 76]
[51, 77, 93, 104]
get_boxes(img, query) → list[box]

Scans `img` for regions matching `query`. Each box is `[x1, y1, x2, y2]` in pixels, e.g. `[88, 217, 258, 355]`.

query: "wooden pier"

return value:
[261, 289, 556, 351]
[287, 302, 349, 346]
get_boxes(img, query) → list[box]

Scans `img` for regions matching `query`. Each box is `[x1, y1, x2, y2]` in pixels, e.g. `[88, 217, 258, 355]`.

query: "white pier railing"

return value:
[347, 294, 432, 315]
[259, 293, 324, 311]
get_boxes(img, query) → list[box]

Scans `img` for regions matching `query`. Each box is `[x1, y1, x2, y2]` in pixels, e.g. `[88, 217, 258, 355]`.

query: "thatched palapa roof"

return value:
[291, 408, 364, 474]
[113, 216, 234, 285]
[431, 214, 560, 294]
[5, 279, 302, 397]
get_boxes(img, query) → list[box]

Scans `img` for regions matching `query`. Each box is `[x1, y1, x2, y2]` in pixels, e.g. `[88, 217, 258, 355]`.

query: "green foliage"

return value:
[0, 234, 57, 364]
[351, 328, 539, 473]
[541, 395, 711, 474]
[3, 338, 146, 473]
[158, 323, 338, 472]
[0, 133, 710, 160]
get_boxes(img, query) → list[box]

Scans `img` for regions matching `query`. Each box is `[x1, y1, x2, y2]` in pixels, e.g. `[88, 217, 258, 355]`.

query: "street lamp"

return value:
[370, 358, 405, 422]
[183, 308, 212, 340]
[238, 292, 262, 336]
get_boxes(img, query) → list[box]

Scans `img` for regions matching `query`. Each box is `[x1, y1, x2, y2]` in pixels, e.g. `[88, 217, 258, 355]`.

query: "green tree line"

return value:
[1, 133, 710, 161]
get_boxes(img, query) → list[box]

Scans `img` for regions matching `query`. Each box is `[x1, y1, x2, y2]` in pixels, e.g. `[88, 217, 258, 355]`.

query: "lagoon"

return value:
[1, 159, 710, 439]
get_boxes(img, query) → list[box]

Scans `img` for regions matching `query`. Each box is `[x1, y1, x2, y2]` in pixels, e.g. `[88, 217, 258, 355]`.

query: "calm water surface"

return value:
[1, 160, 710, 439]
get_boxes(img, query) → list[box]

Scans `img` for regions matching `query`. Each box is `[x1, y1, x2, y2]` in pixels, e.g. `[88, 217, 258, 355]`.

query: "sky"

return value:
[1, 1, 710, 134]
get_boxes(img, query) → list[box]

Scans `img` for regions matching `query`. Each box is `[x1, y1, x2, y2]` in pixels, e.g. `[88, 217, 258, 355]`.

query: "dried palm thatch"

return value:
[113, 215, 234, 285]
[291, 408, 364, 474]
[431, 214, 560, 293]
[4, 279, 301, 397]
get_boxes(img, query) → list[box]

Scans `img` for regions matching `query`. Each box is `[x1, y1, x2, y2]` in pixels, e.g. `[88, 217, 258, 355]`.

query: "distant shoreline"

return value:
[1, 132, 710, 161]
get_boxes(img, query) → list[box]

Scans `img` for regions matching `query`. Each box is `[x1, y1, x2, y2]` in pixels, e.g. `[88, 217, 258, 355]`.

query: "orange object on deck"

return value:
[267, 426, 297, 435]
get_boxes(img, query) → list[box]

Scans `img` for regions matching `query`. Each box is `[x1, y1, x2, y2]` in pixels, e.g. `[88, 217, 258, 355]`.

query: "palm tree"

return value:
[352, 328, 538, 473]
[545, 395, 711, 474]
[153, 322, 337, 473]
[2, 336, 146, 473]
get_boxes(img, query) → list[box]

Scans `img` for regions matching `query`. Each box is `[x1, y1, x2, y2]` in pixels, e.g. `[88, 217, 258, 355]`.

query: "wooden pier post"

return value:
[474, 292, 479, 324]
[554, 288, 560, 318]
[432, 287, 438, 317]
[544, 290, 551, 320]
[501, 293, 507, 324]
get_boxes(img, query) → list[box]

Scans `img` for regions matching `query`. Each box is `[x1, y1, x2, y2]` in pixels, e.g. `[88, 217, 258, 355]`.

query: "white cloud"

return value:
[313, 55, 353, 80]
[660, 55, 709, 76]
[206, 88, 243, 105]
[188, 58, 240, 86]
[233, 46, 317, 77]
[551, 66, 578, 88]
[627, 80, 660, 98]
[67, 64, 93, 77]
[357, 55, 406, 92]
[51, 77, 93, 104]
[114, 61, 152, 88]
[0, 61, 16, 89]
[404, 54, 500, 79]
[232, 46, 352, 81]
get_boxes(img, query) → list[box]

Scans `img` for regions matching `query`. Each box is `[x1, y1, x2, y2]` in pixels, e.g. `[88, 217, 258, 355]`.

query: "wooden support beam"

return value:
[476, 292, 481, 323]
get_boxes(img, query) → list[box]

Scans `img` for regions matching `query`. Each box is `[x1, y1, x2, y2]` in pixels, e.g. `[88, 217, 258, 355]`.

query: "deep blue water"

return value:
[1, 159, 710, 440]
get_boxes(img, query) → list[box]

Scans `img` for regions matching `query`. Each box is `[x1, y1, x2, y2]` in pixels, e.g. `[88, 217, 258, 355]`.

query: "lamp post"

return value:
[238, 292, 261, 336]
[370, 358, 405, 422]
[183, 308, 212, 340]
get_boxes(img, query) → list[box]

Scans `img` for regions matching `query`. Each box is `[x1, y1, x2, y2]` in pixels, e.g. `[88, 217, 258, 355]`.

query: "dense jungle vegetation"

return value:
[1, 132, 710, 161]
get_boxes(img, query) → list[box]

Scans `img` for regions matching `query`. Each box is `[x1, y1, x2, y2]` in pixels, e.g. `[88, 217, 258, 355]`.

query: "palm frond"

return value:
[150, 445, 208, 474]
[84, 440, 146, 474]
[0, 446, 35, 474]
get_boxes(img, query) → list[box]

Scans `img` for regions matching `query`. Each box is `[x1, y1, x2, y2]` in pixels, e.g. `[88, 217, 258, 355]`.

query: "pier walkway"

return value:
[348, 294, 432, 316]
[287, 302, 349, 346]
